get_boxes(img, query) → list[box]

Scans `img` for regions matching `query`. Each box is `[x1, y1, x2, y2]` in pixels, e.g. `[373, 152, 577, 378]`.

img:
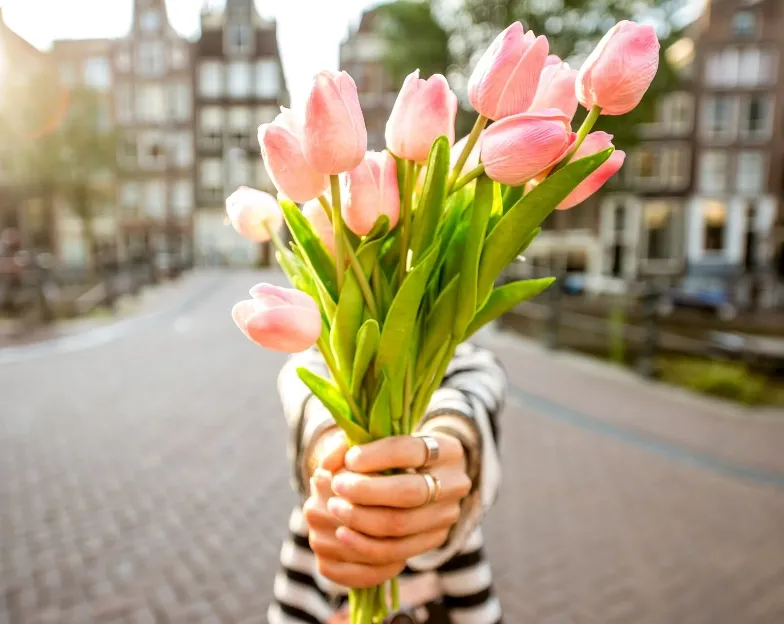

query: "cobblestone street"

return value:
[2, 270, 784, 624]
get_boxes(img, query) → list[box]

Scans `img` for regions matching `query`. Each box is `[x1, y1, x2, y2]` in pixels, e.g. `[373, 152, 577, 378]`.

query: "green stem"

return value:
[343, 237, 379, 319]
[452, 164, 485, 193]
[552, 104, 602, 174]
[317, 194, 333, 224]
[390, 577, 400, 612]
[317, 336, 366, 427]
[263, 222, 296, 280]
[411, 339, 454, 429]
[401, 364, 413, 435]
[448, 114, 488, 192]
[397, 159, 416, 286]
[331, 175, 345, 291]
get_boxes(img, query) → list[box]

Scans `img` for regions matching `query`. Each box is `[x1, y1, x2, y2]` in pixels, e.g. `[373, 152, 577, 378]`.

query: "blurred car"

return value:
[561, 273, 586, 296]
[657, 278, 737, 321]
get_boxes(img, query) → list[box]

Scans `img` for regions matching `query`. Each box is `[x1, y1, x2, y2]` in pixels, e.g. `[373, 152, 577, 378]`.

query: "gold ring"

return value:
[413, 434, 440, 468]
[421, 473, 442, 505]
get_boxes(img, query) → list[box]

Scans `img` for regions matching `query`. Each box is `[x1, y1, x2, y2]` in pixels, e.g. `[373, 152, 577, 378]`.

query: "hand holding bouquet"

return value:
[229, 20, 659, 623]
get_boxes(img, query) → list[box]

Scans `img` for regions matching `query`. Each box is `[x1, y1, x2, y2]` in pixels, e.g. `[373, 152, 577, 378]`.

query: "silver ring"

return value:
[421, 473, 442, 505]
[414, 434, 440, 468]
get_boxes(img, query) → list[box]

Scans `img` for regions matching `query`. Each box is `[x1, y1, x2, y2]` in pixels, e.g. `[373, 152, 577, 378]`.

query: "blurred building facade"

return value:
[193, 0, 288, 267]
[688, 0, 783, 308]
[340, 7, 397, 151]
[110, 0, 195, 269]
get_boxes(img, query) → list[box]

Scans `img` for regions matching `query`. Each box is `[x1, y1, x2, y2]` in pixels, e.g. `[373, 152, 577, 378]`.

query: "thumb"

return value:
[319, 431, 349, 473]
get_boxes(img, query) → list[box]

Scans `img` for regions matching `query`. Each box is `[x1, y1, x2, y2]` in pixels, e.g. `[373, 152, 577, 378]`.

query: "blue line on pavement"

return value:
[508, 384, 784, 489]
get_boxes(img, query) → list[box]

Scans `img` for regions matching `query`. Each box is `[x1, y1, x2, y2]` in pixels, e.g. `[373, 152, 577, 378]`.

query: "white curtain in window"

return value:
[698, 151, 729, 193]
[228, 61, 252, 98]
[144, 180, 166, 219]
[255, 59, 280, 98]
[199, 61, 224, 98]
[736, 152, 766, 194]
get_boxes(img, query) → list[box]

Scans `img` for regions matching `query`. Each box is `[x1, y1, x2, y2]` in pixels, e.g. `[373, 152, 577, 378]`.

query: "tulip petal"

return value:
[558, 150, 626, 210]
[245, 305, 322, 353]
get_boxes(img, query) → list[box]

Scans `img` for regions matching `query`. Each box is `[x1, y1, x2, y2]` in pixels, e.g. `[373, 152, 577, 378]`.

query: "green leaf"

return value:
[280, 198, 339, 303]
[477, 148, 613, 303]
[465, 278, 555, 339]
[330, 238, 384, 376]
[454, 174, 494, 336]
[502, 184, 524, 215]
[518, 227, 541, 257]
[415, 274, 458, 381]
[376, 243, 440, 382]
[369, 375, 392, 439]
[351, 319, 380, 397]
[487, 182, 505, 233]
[297, 367, 371, 445]
[440, 220, 469, 288]
[410, 136, 450, 264]
[365, 214, 391, 242]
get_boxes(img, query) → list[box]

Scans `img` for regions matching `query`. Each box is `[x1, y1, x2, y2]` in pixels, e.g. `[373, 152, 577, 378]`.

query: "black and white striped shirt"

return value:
[270, 343, 507, 624]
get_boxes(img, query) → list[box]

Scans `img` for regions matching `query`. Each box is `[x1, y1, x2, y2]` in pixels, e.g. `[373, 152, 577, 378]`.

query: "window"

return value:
[199, 61, 224, 98]
[701, 95, 737, 141]
[137, 42, 166, 76]
[666, 145, 691, 189]
[228, 152, 250, 189]
[120, 183, 139, 212]
[644, 201, 675, 261]
[228, 61, 252, 98]
[662, 92, 693, 135]
[170, 132, 193, 168]
[136, 84, 166, 122]
[741, 94, 773, 139]
[140, 10, 161, 32]
[732, 11, 757, 38]
[119, 135, 137, 169]
[704, 49, 739, 87]
[758, 49, 778, 85]
[115, 83, 133, 123]
[226, 23, 253, 55]
[736, 151, 766, 193]
[699, 150, 729, 193]
[200, 107, 223, 149]
[138, 131, 167, 169]
[84, 57, 111, 89]
[168, 82, 191, 121]
[172, 180, 193, 217]
[171, 45, 188, 70]
[630, 147, 658, 186]
[702, 200, 728, 252]
[200, 159, 223, 202]
[255, 59, 280, 98]
[143, 180, 166, 219]
[228, 107, 252, 147]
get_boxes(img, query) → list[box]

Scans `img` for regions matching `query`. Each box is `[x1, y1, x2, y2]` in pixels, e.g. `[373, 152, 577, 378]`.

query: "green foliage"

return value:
[410, 136, 450, 264]
[465, 277, 554, 338]
[351, 319, 381, 397]
[657, 358, 768, 406]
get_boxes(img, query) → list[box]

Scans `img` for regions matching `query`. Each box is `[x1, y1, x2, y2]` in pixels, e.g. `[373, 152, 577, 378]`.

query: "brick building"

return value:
[192, 0, 287, 267]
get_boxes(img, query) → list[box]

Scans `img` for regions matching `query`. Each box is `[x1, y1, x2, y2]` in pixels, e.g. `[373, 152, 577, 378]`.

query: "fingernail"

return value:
[314, 468, 331, 488]
[331, 473, 351, 496]
[327, 497, 352, 521]
[345, 446, 361, 468]
[335, 526, 353, 545]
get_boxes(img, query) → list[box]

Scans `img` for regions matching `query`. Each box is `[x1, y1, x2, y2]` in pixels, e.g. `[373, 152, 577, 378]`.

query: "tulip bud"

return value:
[302, 198, 337, 256]
[558, 132, 626, 210]
[225, 187, 283, 242]
[481, 109, 575, 186]
[577, 21, 660, 116]
[259, 108, 328, 203]
[342, 151, 400, 236]
[233, 283, 322, 353]
[545, 54, 562, 67]
[303, 71, 367, 174]
[468, 22, 549, 121]
[386, 70, 458, 163]
[529, 62, 579, 120]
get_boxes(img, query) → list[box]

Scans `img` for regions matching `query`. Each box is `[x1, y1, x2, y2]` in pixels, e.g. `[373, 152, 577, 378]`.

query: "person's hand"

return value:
[304, 434, 471, 589]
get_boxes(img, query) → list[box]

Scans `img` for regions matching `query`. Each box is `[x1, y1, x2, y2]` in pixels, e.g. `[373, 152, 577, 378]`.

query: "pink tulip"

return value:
[545, 54, 562, 67]
[225, 187, 283, 242]
[577, 21, 660, 116]
[386, 70, 458, 163]
[558, 132, 626, 210]
[468, 22, 549, 121]
[232, 284, 322, 353]
[481, 109, 576, 186]
[258, 108, 328, 203]
[302, 198, 337, 256]
[529, 61, 579, 120]
[342, 151, 400, 236]
[303, 71, 367, 174]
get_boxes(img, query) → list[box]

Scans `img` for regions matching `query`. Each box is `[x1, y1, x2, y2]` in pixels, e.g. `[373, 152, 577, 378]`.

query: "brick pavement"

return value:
[1, 270, 783, 624]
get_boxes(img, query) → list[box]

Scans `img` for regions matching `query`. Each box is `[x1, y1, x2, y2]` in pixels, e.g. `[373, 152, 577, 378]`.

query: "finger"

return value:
[332, 468, 471, 508]
[315, 558, 405, 589]
[313, 468, 335, 500]
[327, 498, 460, 538]
[303, 496, 341, 531]
[320, 434, 349, 473]
[335, 526, 450, 566]
[345, 434, 463, 473]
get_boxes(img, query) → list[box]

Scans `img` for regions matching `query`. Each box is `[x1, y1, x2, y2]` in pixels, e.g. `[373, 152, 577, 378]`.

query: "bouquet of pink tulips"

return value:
[229, 20, 659, 623]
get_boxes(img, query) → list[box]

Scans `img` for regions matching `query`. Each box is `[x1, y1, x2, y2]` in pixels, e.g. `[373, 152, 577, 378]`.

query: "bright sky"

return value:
[2, 0, 380, 106]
